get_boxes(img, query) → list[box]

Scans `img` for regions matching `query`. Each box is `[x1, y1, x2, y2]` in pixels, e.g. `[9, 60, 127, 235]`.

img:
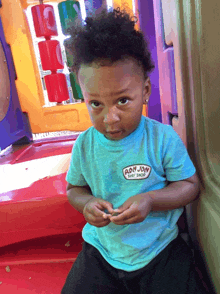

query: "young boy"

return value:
[62, 8, 206, 294]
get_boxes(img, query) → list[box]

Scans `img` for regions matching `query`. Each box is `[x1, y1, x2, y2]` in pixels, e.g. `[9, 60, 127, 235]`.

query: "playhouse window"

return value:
[26, 2, 87, 107]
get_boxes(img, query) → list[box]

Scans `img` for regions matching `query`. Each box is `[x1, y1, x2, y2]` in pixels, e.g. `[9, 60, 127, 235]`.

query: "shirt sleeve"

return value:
[66, 135, 88, 186]
[162, 125, 196, 181]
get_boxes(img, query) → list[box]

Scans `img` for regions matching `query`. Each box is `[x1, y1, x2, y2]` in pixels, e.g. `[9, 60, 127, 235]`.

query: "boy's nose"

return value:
[103, 107, 120, 125]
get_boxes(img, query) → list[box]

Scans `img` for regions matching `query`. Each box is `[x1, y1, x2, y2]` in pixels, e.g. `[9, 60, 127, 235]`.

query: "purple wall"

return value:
[0, 16, 32, 150]
[151, 0, 178, 125]
[92, 0, 102, 10]
[137, 0, 162, 122]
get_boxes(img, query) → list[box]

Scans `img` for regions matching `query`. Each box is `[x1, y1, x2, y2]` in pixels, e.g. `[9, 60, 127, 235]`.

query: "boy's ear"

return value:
[143, 77, 151, 104]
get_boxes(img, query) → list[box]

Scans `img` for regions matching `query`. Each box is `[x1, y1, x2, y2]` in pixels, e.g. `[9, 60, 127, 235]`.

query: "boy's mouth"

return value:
[106, 130, 123, 139]
[107, 130, 121, 134]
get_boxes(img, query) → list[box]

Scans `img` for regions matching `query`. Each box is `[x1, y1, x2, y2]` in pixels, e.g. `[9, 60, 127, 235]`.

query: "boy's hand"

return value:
[109, 194, 153, 225]
[83, 198, 114, 227]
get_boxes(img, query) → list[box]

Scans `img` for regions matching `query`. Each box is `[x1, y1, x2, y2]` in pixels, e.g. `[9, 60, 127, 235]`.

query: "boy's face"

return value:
[78, 58, 151, 141]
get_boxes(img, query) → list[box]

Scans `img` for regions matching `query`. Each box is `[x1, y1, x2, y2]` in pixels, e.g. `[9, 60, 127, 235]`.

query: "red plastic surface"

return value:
[44, 73, 69, 102]
[0, 136, 78, 165]
[0, 262, 72, 293]
[0, 137, 86, 248]
[0, 137, 86, 293]
[0, 233, 83, 266]
[38, 40, 64, 71]
[31, 4, 58, 38]
[0, 173, 86, 247]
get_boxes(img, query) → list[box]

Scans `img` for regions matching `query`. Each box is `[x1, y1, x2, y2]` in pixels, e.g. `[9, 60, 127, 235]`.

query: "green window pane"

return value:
[58, 0, 81, 35]
[70, 72, 83, 100]
[64, 38, 73, 67]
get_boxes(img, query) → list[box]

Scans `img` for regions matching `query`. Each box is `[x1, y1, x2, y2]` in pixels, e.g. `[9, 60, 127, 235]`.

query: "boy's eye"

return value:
[118, 98, 129, 105]
[91, 101, 101, 108]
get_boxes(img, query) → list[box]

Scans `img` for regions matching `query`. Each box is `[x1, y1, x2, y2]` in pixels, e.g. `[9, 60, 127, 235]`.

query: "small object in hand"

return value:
[112, 212, 120, 217]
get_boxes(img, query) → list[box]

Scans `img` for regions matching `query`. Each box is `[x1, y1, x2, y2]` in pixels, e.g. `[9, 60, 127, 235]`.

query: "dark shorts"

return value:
[61, 235, 208, 294]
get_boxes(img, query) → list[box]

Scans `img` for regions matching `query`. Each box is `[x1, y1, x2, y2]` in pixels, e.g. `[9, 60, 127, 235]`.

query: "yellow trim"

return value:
[113, 0, 133, 11]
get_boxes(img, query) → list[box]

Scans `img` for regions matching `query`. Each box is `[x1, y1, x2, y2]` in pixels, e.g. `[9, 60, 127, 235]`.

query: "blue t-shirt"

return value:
[66, 116, 196, 271]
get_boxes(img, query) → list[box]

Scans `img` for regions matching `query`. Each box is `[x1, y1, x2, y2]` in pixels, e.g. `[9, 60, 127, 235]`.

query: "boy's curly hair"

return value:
[67, 7, 155, 78]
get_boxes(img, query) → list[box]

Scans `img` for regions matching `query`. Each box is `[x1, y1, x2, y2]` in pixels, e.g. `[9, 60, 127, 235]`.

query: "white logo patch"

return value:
[123, 164, 151, 180]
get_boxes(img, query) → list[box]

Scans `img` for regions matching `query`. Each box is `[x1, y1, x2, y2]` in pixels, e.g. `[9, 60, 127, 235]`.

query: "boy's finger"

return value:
[90, 218, 110, 227]
[110, 207, 136, 222]
[111, 215, 139, 225]
[113, 201, 132, 213]
[93, 204, 113, 218]
[100, 201, 114, 214]
[102, 213, 112, 219]
[92, 206, 107, 217]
